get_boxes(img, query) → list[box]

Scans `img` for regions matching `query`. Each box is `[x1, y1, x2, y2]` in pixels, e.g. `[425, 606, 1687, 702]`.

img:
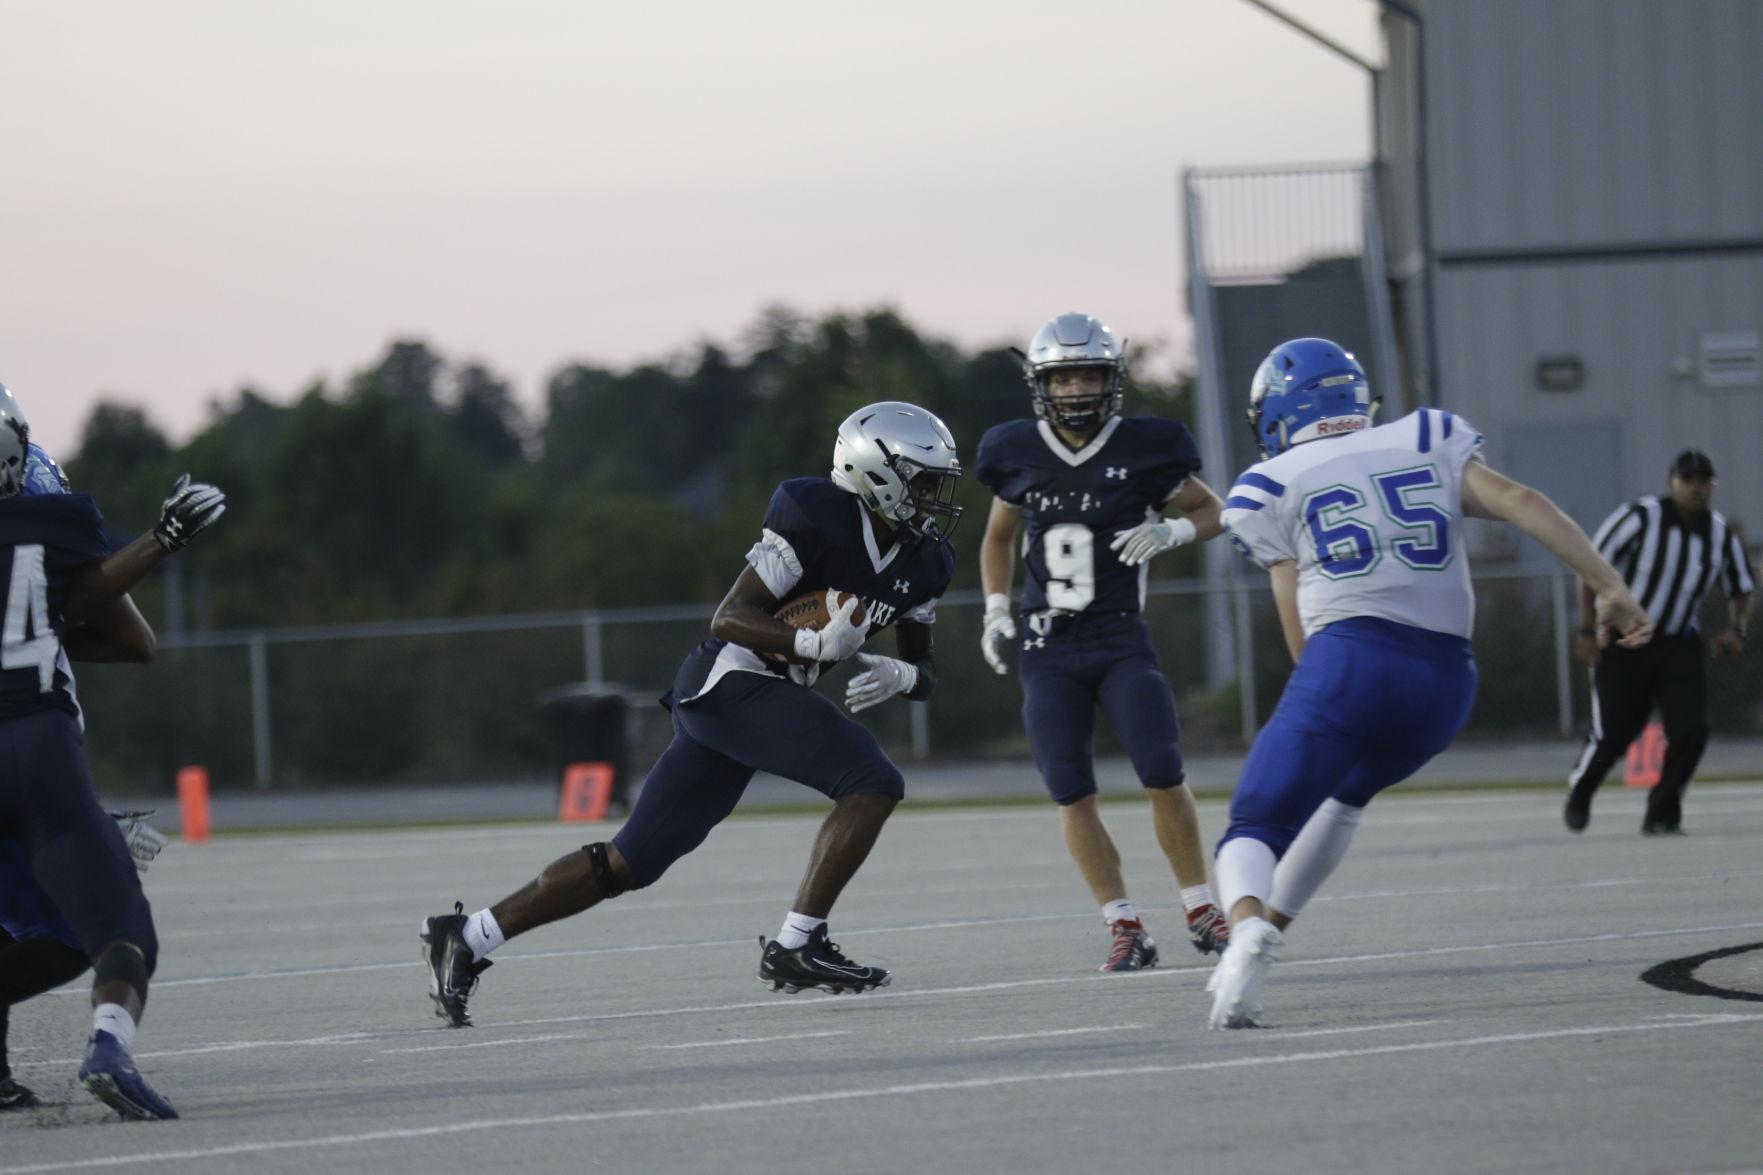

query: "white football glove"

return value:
[792, 594, 870, 664]
[980, 593, 1016, 676]
[153, 473, 228, 552]
[845, 652, 919, 713]
[1109, 517, 1197, 566]
[110, 809, 168, 872]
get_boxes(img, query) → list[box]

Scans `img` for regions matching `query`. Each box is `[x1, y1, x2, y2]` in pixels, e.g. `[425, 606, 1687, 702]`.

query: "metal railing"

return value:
[69, 570, 1762, 793]
[1185, 162, 1369, 284]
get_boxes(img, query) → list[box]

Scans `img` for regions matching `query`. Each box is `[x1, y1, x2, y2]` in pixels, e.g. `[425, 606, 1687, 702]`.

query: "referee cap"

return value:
[1669, 449, 1715, 479]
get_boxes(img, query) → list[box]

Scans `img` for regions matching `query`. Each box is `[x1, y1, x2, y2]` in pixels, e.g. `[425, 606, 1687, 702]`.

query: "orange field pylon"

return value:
[1623, 722, 1665, 789]
[177, 765, 212, 842]
[558, 762, 616, 822]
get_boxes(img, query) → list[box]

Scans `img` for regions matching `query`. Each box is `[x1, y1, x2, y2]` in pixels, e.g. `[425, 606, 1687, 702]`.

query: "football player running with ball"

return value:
[420, 402, 962, 1026]
[1207, 338, 1651, 1028]
[976, 312, 1231, 973]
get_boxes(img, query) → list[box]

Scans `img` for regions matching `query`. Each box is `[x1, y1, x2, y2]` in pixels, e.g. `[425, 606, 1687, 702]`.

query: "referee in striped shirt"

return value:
[1565, 449, 1755, 835]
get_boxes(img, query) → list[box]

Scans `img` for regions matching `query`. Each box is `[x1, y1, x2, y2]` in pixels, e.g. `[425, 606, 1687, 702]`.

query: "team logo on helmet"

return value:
[1246, 338, 1377, 458]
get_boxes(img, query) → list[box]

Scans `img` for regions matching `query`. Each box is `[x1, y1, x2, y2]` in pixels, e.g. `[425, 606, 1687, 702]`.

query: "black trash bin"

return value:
[537, 683, 633, 815]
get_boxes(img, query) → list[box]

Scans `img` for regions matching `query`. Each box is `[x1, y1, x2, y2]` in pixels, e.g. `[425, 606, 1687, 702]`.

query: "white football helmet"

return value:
[830, 401, 963, 542]
[1020, 312, 1127, 431]
[0, 384, 29, 499]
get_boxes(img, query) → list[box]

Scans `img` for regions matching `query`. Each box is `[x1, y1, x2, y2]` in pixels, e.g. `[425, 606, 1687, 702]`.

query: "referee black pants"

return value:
[1566, 633, 1709, 828]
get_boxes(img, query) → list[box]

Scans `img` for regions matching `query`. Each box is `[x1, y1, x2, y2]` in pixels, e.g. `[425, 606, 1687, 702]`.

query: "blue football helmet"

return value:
[1246, 338, 1378, 458]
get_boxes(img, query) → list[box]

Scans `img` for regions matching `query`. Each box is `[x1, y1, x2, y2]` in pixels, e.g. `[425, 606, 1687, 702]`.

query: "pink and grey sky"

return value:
[2, 1, 1377, 456]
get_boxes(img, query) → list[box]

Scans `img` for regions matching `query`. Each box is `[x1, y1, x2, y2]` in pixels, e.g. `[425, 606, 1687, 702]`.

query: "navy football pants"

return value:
[0, 711, 158, 973]
[612, 672, 905, 890]
[1020, 613, 1185, 805]
[1222, 617, 1476, 857]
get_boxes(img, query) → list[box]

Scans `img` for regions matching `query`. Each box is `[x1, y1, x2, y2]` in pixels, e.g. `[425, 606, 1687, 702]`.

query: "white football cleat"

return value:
[1208, 917, 1282, 1029]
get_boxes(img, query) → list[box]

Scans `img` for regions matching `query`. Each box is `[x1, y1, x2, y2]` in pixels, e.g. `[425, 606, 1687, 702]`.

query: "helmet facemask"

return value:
[0, 386, 30, 499]
[1032, 364, 1122, 434]
[894, 457, 964, 544]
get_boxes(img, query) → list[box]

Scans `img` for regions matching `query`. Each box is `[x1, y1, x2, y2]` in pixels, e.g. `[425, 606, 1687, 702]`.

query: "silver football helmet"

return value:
[0, 384, 29, 499]
[830, 401, 963, 543]
[1020, 312, 1127, 431]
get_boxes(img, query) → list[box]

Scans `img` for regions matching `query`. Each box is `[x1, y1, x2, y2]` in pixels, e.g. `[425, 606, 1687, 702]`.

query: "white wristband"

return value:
[793, 626, 820, 661]
[1168, 517, 1197, 547]
[984, 592, 1012, 619]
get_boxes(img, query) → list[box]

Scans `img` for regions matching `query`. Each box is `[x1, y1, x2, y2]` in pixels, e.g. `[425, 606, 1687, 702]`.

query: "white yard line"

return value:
[20, 918, 1763, 1070]
[4, 1013, 1760, 1174]
[960, 1023, 1148, 1043]
[645, 1031, 850, 1050]
[1273, 1019, 1442, 1038]
[68, 874, 1763, 992]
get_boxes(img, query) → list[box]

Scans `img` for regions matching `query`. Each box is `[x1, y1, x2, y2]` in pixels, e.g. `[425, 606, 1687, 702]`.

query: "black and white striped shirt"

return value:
[1591, 496, 1756, 636]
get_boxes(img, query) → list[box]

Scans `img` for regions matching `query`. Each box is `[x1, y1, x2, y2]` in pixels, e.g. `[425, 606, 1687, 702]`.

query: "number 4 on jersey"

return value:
[3, 544, 60, 692]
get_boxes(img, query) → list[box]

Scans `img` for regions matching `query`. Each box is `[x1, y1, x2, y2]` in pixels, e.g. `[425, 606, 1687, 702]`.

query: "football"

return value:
[773, 588, 868, 632]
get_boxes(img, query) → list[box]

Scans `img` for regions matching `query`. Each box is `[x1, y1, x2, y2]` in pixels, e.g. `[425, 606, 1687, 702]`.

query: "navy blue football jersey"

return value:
[976, 416, 1201, 614]
[672, 477, 957, 702]
[0, 494, 110, 721]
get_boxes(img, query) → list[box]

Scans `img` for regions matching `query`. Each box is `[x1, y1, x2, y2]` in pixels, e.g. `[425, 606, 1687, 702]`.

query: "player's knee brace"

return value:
[582, 842, 628, 901]
[92, 942, 150, 1000]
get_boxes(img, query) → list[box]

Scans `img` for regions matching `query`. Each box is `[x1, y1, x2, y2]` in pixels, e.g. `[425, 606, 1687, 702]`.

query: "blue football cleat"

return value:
[78, 1030, 179, 1121]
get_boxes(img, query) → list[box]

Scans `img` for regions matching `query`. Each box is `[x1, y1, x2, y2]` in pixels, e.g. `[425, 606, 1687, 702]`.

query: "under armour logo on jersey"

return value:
[1105, 466, 1129, 480]
[893, 579, 910, 593]
[1022, 636, 1047, 651]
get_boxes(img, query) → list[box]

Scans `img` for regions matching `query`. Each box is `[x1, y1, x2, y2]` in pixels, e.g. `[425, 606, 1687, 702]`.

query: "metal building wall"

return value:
[1434, 253, 1763, 532]
[1381, 0, 1763, 539]
[1425, 0, 1763, 254]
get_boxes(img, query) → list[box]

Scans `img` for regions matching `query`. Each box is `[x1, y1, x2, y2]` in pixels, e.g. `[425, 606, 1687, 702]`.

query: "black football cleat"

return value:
[1640, 820, 1685, 837]
[758, 926, 891, 994]
[0, 1075, 40, 1111]
[420, 902, 492, 1028]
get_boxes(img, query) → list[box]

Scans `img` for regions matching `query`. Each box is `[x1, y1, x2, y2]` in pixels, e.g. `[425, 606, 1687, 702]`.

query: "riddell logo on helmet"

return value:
[1315, 417, 1368, 436]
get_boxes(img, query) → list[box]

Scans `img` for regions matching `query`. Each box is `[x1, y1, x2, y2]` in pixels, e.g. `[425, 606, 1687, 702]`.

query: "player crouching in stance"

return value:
[1206, 339, 1651, 1028]
[0, 383, 226, 1117]
[976, 312, 1231, 972]
[421, 402, 961, 1025]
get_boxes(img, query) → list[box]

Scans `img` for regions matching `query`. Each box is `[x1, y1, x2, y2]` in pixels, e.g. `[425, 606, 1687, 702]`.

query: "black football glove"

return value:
[153, 474, 227, 552]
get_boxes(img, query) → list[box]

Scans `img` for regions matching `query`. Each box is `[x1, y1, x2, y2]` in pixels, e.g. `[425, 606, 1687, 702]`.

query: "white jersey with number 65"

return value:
[1222, 409, 1485, 639]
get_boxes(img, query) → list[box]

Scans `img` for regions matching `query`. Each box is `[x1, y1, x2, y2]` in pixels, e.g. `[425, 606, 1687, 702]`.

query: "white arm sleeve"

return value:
[745, 528, 803, 599]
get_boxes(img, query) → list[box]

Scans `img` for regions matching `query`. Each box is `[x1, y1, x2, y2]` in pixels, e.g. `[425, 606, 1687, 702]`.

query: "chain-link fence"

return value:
[72, 572, 1763, 794]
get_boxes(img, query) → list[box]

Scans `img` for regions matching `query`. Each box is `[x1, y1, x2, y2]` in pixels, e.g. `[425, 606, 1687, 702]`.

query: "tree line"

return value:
[63, 306, 1201, 634]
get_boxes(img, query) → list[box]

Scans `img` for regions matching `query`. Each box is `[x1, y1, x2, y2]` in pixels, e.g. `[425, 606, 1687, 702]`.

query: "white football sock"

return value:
[1179, 884, 1216, 913]
[1215, 836, 1278, 917]
[463, 908, 505, 961]
[1102, 899, 1138, 925]
[1269, 799, 1364, 919]
[92, 1003, 136, 1051]
[775, 911, 825, 950]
